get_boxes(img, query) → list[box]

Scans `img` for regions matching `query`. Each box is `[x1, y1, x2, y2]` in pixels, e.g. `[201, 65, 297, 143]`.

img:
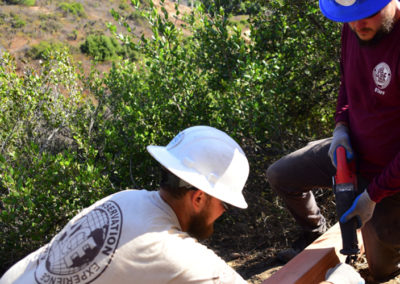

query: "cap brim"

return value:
[147, 145, 248, 209]
[319, 0, 391, 22]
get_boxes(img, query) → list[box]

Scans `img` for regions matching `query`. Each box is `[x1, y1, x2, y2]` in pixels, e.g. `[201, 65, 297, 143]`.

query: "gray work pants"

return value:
[266, 138, 400, 281]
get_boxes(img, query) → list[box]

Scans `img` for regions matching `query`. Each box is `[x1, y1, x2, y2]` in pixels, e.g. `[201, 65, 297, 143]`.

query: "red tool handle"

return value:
[335, 146, 356, 185]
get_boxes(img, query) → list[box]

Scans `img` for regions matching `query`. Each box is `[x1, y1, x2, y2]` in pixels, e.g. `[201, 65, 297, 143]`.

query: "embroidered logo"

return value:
[34, 201, 123, 284]
[373, 62, 391, 90]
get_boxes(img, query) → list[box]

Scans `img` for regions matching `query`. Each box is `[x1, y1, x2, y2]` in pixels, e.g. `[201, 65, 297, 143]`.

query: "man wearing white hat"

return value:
[267, 0, 400, 282]
[1, 124, 365, 284]
[0, 126, 250, 284]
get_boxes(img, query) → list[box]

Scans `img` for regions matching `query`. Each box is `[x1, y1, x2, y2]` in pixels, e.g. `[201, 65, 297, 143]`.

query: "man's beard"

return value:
[355, 15, 395, 46]
[187, 203, 214, 241]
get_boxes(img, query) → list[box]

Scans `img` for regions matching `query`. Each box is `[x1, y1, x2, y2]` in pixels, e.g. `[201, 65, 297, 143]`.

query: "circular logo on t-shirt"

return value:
[34, 201, 123, 284]
[373, 62, 391, 89]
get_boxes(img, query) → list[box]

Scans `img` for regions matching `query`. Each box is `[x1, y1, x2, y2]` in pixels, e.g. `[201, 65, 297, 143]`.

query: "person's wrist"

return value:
[335, 121, 348, 127]
[333, 123, 348, 135]
[364, 189, 375, 203]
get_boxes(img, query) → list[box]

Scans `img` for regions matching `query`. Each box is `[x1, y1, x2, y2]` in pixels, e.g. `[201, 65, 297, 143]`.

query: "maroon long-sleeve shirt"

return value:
[336, 22, 400, 202]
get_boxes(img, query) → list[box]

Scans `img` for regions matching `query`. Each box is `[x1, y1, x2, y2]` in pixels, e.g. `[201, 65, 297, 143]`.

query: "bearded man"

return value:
[266, 0, 400, 282]
[1, 126, 250, 284]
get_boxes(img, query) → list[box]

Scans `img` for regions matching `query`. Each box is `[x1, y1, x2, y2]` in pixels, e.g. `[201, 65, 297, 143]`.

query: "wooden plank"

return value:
[262, 223, 363, 284]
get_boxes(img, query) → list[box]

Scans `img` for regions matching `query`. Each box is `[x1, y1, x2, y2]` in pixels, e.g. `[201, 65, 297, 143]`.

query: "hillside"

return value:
[0, 0, 191, 72]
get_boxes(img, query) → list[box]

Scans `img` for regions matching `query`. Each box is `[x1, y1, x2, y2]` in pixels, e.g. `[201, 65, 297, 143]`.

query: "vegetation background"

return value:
[1, 0, 376, 282]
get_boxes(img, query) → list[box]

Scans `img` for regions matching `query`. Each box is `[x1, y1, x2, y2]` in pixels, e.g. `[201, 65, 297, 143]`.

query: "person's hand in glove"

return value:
[323, 263, 365, 284]
[340, 190, 376, 228]
[328, 123, 354, 167]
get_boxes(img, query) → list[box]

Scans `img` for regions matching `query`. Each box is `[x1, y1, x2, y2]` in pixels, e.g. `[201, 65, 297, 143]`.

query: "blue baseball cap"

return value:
[319, 0, 392, 22]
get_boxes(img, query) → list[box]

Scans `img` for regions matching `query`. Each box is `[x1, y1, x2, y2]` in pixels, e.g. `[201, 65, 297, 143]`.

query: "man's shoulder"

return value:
[341, 23, 354, 43]
[107, 189, 158, 206]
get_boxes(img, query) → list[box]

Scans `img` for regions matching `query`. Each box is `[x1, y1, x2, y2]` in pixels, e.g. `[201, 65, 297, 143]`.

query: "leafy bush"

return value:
[58, 2, 86, 17]
[5, 0, 35, 5]
[38, 13, 62, 34]
[80, 34, 120, 61]
[26, 40, 67, 59]
[22, 0, 35, 6]
[200, 0, 261, 15]
[246, 1, 341, 150]
[10, 13, 26, 28]
[80, 34, 135, 61]
[0, 51, 113, 272]
[102, 0, 341, 189]
[119, 0, 130, 10]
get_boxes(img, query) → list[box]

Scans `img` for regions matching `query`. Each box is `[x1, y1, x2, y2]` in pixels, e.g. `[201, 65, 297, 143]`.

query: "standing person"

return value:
[0, 125, 250, 284]
[266, 0, 400, 282]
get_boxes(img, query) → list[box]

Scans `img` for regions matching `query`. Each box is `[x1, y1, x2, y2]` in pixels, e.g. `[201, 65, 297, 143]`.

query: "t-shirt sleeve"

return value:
[368, 152, 400, 202]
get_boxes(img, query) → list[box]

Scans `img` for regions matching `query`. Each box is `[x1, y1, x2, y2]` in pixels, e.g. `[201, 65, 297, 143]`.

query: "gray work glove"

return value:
[325, 263, 365, 284]
[340, 190, 376, 228]
[328, 124, 354, 167]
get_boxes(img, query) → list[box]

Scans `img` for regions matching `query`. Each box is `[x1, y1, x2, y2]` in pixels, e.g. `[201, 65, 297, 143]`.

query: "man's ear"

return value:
[190, 190, 207, 213]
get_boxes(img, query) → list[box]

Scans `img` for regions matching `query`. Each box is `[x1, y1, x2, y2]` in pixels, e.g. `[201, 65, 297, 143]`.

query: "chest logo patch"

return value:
[373, 62, 391, 90]
[34, 201, 123, 284]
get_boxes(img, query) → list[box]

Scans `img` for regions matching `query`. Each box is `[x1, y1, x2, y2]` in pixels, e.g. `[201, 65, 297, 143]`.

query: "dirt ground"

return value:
[209, 219, 400, 283]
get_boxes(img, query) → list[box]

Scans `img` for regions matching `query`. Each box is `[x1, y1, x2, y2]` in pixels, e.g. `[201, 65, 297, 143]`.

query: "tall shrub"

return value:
[0, 51, 112, 273]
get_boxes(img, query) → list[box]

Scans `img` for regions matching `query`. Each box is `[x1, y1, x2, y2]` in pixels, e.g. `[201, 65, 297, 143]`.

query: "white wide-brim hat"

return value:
[147, 126, 249, 209]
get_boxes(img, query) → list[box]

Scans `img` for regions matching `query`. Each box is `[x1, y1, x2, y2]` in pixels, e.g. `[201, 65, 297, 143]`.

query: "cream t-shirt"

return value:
[1, 190, 247, 284]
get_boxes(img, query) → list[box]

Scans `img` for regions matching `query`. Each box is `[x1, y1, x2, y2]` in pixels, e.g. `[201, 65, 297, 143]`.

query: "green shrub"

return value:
[80, 34, 135, 61]
[119, 0, 130, 10]
[38, 13, 61, 34]
[101, 0, 340, 189]
[22, 0, 35, 6]
[80, 34, 120, 61]
[0, 51, 113, 272]
[0, 149, 111, 271]
[58, 2, 86, 17]
[26, 40, 67, 59]
[5, 0, 35, 5]
[10, 13, 26, 28]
